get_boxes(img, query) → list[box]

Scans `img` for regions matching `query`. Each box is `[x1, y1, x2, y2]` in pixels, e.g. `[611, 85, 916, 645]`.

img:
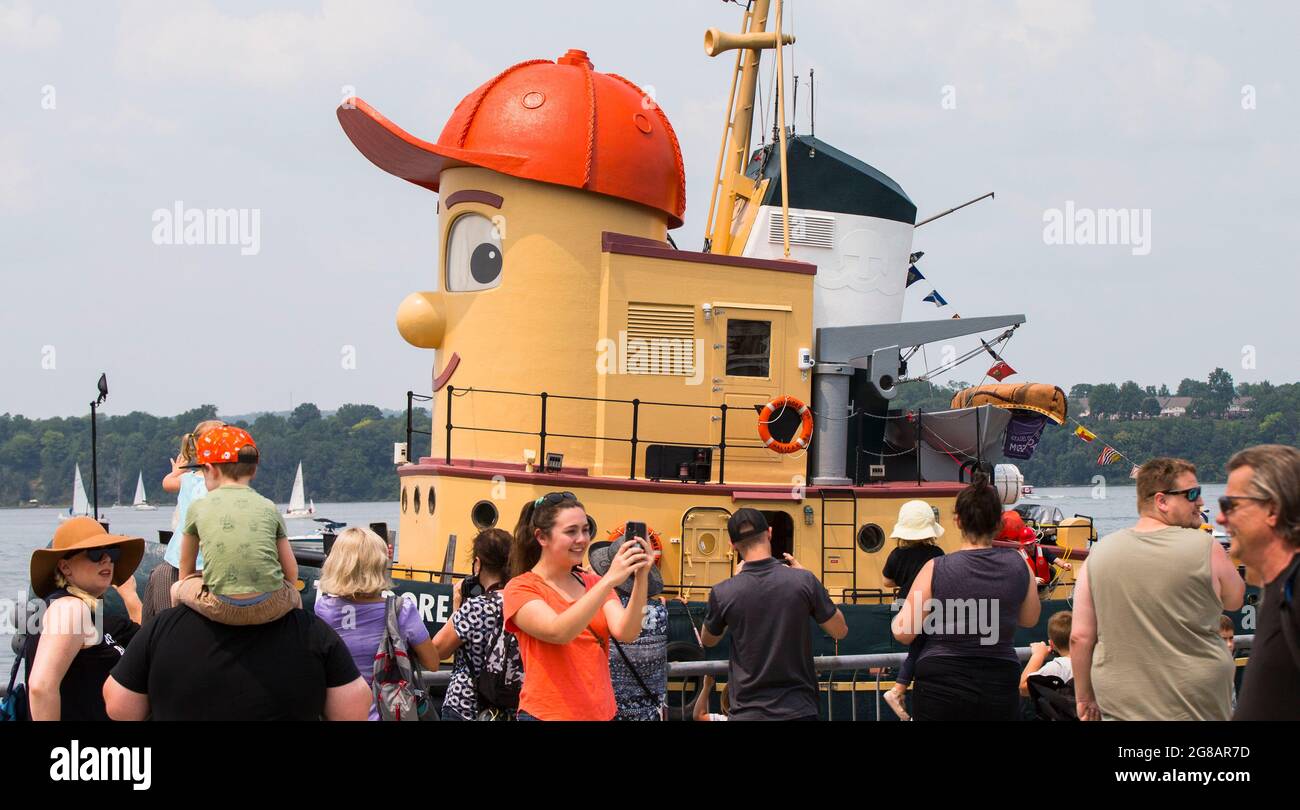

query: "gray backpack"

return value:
[372, 596, 427, 721]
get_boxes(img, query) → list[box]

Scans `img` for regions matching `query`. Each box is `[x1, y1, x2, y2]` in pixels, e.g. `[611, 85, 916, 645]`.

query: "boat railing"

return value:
[412, 636, 1256, 721]
[405, 391, 434, 462]
[434, 384, 738, 484]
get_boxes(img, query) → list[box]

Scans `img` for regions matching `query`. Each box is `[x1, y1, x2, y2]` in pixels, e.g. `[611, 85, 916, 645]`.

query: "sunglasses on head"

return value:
[534, 491, 577, 507]
[65, 547, 122, 564]
[1218, 495, 1269, 516]
[1159, 486, 1202, 502]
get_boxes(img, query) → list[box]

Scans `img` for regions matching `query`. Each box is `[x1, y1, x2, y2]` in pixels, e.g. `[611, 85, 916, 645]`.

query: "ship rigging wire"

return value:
[898, 327, 1019, 384]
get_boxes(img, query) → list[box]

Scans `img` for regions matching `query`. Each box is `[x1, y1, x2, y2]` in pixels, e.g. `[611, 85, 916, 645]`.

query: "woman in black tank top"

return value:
[24, 518, 144, 721]
[890, 476, 1041, 720]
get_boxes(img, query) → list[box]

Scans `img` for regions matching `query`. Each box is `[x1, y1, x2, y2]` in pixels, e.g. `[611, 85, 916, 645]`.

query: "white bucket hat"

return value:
[890, 500, 944, 541]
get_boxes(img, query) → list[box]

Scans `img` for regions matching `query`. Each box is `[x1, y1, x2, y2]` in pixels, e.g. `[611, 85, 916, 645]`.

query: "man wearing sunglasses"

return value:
[1071, 458, 1244, 721]
[1218, 445, 1300, 721]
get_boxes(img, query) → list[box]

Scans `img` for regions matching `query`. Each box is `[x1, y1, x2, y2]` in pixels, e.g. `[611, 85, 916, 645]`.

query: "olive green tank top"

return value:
[1087, 526, 1234, 720]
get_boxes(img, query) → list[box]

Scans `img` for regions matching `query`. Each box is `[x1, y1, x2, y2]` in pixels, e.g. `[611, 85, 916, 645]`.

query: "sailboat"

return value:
[59, 464, 92, 522]
[132, 472, 158, 511]
[284, 462, 315, 518]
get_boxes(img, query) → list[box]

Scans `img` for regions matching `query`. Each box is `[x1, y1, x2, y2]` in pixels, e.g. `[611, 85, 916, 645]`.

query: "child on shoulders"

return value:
[171, 426, 301, 625]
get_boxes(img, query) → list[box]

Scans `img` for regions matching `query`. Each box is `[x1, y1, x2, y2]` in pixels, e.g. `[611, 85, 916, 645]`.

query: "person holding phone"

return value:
[700, 508, 848, 720]
[502, 492, 652, 720]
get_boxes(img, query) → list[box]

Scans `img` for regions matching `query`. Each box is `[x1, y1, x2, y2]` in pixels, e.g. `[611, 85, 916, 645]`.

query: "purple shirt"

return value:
[313, 594, 430, 720]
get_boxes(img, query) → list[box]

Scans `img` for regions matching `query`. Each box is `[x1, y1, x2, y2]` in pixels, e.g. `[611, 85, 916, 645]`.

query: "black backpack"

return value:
[468, 592, 522, 717]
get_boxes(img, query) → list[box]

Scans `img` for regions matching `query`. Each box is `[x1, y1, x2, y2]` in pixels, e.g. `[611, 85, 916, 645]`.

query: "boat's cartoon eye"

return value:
[446, 213, 503, 292]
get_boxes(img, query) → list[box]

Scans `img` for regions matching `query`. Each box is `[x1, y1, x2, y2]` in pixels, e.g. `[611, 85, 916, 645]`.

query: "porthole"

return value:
[401, 486, 409, 514]
[428, 487, 436, 515]
[472, 500, 499, 529]
[697, 532, 717, 555]
[856, 523, 886, 554]
[413, 486, 422, 515]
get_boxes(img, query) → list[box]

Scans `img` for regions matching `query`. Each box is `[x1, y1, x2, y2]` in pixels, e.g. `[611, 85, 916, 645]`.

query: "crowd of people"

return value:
[8, 418, 1298, 722]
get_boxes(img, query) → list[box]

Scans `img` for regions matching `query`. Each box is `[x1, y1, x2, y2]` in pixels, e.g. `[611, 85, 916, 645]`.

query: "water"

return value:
[0, 500, 397, 674]
[0, 485, 1229, 674]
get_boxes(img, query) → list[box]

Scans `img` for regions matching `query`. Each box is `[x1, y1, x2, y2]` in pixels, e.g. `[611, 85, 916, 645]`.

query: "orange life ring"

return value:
[757, 395, 814, 454]
[607, 525, 664, 567]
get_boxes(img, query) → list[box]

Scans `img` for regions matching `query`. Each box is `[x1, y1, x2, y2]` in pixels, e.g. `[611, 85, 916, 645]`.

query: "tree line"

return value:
[0, 403, 432, 508]
[4, 366, 1298, 504]
[888, 369, 1299, 485]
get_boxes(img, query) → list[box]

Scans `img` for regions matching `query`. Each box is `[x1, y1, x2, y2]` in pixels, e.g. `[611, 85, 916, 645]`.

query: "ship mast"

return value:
[703, 0, 794, 256]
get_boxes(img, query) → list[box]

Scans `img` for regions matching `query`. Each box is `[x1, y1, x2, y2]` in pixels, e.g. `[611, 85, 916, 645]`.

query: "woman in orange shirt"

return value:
[503, 492, 652, 720]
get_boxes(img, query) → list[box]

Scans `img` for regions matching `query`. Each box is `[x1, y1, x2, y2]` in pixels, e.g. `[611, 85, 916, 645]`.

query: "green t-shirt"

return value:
[181, 484, 288, 596]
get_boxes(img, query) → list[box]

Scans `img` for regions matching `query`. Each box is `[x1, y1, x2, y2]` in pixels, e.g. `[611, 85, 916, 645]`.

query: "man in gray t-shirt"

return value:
[701, 509, 848, 720]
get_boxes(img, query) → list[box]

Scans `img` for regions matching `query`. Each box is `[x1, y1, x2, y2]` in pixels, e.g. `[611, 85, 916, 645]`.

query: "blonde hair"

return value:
[898, 536, 938, 549]
[179, 419, 227, 464]
[318, 527, 391, 598]
[53, 571, 100, 613]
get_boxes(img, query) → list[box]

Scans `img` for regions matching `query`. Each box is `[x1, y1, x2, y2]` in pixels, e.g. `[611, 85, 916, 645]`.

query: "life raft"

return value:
[950, 383, 1068, 425]
[757, 395, 814, 454]
[607, 524, 664, 567]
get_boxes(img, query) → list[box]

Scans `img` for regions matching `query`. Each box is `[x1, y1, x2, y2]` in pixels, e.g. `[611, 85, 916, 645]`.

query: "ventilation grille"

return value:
[769, 211, 836, 249]
[625, 303, 696, 376]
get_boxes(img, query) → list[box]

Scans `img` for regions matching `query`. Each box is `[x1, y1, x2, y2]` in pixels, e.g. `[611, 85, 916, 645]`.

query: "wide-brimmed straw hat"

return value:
[588, 538, 663, 598]
[30, 517, 144, 598]
[889, 500, 945, 541]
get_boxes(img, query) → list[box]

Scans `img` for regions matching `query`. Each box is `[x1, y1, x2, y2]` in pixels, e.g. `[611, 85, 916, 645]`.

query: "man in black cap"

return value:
[700, 508, 847, 720]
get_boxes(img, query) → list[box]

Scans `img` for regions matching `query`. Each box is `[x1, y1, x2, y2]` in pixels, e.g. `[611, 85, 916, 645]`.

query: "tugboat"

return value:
[329, 1, 1096, 709]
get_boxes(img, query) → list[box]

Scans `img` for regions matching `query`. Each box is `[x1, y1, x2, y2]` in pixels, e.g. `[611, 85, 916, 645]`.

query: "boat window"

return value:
[856, 524, 886, 554]
[726, 319, 771, 377]
[413, 486, 422, 515]
[401, 486, 408, 514]
[472, 500, 498, 529]
[446, 213, 504, 292]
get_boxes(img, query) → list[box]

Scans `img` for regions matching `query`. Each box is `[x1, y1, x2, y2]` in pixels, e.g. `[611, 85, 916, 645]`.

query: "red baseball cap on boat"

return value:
[182, 425, 259, 468]
[336, 49, 686, 228]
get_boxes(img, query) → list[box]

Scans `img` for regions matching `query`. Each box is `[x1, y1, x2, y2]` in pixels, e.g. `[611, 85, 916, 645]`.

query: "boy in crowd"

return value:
[1218, 615, 1236, 657]
[1219, 615, 1238, 713]
[1020, 610, 1073, 695]
[171, 425, 301, 624]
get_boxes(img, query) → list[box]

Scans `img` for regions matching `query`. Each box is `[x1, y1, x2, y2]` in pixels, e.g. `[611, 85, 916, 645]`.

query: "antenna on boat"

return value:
[792, 74, 798, 136]
[809, 67, 815, 138]
[914, 191, 995, 229]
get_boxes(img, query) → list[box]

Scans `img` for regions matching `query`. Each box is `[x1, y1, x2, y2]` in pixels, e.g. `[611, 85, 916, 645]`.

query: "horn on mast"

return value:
[703, 28, 794, 57]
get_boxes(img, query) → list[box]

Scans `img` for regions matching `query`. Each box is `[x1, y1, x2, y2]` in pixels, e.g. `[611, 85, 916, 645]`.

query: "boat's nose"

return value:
[396, 291, 446, 349]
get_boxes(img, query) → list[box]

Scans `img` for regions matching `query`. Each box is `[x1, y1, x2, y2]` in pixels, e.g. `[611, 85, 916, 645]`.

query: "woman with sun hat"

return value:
[22, 517, 144, 720]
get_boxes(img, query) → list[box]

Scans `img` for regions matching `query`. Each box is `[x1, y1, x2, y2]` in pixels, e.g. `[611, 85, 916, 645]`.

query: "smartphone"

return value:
[625, 522, 647, 549]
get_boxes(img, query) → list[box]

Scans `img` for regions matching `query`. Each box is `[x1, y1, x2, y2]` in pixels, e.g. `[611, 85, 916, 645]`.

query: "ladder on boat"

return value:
[819, 488, 858, 596]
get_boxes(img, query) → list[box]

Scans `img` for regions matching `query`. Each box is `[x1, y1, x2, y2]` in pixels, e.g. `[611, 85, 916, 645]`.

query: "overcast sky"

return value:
[3, 0, 1297, 419]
